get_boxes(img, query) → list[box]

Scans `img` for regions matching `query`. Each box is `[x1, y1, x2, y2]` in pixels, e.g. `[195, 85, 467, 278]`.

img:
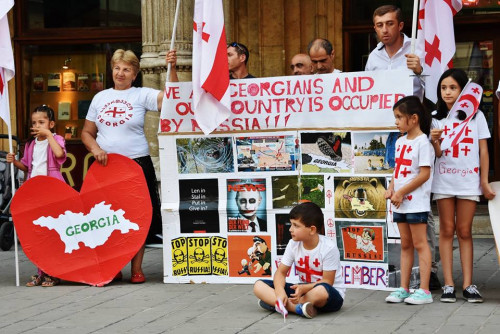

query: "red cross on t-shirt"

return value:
[395, 144, 413, 178]
[296, 256, 323, 283]
[104, 107, 126, 118]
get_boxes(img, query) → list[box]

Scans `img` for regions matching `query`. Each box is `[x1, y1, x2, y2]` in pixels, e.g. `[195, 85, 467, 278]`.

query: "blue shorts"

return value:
[258, 279, 343, 312]
[393, 211, 429, 224]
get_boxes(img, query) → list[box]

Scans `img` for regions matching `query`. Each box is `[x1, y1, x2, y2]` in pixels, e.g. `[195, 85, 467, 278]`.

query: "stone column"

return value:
[141, 0, 194, 168]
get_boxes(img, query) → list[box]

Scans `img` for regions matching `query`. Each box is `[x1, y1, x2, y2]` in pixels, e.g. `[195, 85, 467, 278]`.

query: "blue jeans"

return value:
[259, 279, 343, 312]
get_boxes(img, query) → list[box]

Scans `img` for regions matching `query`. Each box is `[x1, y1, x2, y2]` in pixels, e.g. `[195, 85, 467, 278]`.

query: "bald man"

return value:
[308, 39, 341, 74]
[290, 53, 314, 75]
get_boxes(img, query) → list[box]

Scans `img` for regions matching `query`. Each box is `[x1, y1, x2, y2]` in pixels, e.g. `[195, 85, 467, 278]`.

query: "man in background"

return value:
[308, 38, 341, 74]
[290, 53, 314, 75]
[228, 42, 255, 79]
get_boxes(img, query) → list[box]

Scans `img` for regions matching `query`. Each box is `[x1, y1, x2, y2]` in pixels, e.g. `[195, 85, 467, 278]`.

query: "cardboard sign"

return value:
[11, 154, 152, 286]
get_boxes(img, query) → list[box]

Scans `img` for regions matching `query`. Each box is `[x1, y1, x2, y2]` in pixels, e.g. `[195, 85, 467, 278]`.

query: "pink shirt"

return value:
[20, 134, 67, 182]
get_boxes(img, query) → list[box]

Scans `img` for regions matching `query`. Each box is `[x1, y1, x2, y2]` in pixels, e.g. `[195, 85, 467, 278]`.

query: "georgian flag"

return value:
[192, 0, 230, 135]
[416, 0, 462, 103]
[0, 0, 15, 129]
[440, 82, 482, 151]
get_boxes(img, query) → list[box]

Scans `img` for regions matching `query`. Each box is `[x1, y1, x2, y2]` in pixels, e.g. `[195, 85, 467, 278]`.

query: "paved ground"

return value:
[0, 238, 498, 334]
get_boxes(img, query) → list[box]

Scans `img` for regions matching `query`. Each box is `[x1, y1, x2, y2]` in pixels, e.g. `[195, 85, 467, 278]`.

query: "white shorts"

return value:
[433, 193, 480, 202]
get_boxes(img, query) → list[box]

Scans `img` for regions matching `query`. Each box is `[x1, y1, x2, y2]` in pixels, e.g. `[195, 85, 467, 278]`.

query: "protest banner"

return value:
[159, 70, 412, 290]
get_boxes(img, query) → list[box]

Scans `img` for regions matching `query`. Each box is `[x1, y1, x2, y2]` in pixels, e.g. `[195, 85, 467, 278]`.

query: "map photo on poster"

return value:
[236, 135, 299, 172]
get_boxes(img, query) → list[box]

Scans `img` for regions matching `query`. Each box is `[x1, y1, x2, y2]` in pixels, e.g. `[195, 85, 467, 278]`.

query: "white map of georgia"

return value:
[33, 201, 139, 254]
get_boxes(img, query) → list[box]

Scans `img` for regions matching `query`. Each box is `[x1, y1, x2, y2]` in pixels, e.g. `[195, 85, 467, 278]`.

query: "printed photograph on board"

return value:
[353, 131, 398, 174]
[301, 132, 353, 173]
[171, 236, 228, 277]
[186, 237, 212, 275]
[228, 235, 272, 277]
[335, 221, 387, 263]
[334, 176, 387, 219]
[235, 135, 299, 172]
[179, 179, 220, 233]
[227, 179, 267, 232]
[177, 137, 234, 174]
[272, 175, 325, 209]
[275, 214, 292, 256]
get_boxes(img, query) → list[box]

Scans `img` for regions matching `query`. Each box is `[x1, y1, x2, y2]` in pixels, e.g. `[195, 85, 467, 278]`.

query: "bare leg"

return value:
[253, 280, 277, 306]
[397, 223, 413, 290]
[299, 285, 329, 308]
[437, 198, 456, 287]
[455, 199, 476, 289]
[131, 244, 145, 274]
[409, 223, 432, 291]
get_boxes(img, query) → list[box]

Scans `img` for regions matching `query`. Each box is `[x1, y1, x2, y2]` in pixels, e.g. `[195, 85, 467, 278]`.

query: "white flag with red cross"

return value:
[440, 82, 482, 152]
[416, 0, 462, 103]
[0, 0, 15, 130]
[192, 0, 230, 135]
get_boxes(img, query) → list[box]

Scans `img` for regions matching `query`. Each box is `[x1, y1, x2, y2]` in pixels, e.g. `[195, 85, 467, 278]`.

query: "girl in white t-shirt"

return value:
[430, 69, 495, 303]
[385, 96, 434, 305]
[6, 105, 67, 287]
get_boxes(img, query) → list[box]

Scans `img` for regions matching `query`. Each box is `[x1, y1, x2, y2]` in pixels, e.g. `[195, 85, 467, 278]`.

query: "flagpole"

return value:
[410, 0, 419, 53]
[166, 0, 181, 83]
[4, 78, 19, 287]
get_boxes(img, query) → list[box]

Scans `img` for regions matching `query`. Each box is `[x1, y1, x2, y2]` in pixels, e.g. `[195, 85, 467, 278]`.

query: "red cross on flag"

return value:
[440, 82, 482, 151]
[0, 0, 15, 130]
[416, 0, 462, 103]
[192, 0, 230, 135]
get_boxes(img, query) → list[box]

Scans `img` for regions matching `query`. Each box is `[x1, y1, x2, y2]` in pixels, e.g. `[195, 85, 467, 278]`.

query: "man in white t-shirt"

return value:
[253, 202, 344, 319]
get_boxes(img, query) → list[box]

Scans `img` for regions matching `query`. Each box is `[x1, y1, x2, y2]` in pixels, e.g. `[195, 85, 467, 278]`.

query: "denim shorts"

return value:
[392, 211, 429, 224]
[258, 279, 343, 312]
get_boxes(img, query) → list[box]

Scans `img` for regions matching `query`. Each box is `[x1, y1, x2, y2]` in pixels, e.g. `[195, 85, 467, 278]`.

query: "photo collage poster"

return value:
[159, 71, 414, 290]
[162, 130, 404, 290]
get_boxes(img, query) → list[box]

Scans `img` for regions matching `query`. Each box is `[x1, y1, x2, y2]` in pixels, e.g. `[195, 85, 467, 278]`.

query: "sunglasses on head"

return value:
[229, 42, 246, 54]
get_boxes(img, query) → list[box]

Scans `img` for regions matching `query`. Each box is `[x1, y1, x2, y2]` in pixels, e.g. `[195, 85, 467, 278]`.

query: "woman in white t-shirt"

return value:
[430, 69, 495, 303]
[82, 49, 177, 284]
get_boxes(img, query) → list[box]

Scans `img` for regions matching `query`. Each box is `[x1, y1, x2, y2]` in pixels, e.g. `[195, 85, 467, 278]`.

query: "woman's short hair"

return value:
[111, 49, 140, 75]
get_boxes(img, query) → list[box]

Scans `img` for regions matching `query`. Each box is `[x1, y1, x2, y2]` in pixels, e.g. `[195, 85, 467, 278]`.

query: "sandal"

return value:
[26, 274, 44, 287]
[130, 272, 145, 284]
[41, 276, 60, 287]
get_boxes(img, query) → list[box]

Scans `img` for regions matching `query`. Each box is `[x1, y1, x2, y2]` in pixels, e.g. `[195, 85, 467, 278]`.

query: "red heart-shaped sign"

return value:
[474, 167, 479, 174]
[11, 154, 152, 286]
[406, 195, 412, 201]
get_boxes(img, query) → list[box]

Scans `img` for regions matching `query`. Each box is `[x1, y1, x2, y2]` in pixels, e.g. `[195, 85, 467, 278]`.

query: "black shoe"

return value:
[463, 285, 483, 303]
[316, 136, 342, 161]
[429, 272, 442, 291]
[440, 285, 456, 303]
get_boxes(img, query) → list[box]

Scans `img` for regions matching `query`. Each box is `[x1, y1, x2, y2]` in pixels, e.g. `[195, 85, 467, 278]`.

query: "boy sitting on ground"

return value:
[253, 202, 345, 318]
